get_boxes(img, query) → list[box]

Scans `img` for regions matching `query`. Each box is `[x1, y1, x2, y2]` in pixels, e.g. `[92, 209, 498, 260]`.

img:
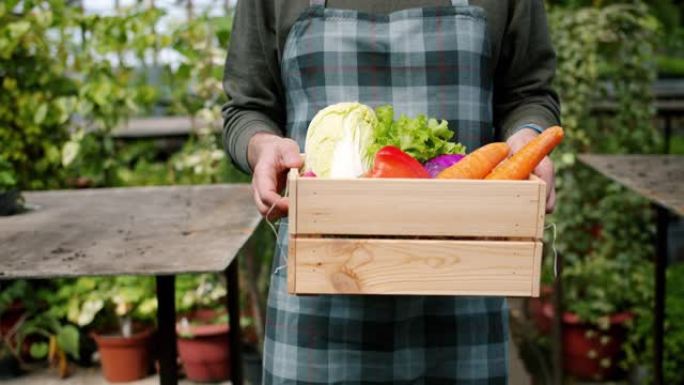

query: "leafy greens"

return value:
[369, 105, 466, 163]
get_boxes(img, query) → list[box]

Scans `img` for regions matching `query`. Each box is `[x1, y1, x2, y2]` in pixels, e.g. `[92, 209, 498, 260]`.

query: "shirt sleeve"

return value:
[493, 0, 561, 139]
[221, 0, 285, 174]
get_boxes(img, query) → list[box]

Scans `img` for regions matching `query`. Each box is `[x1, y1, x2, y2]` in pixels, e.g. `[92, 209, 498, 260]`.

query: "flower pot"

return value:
[177, 310, 230, 382]
[0, 352, 22, 380]
[92, 327, 153, 383]
[540, 307, 632, 381]
[562, 311, 632, 381]
[0, 190, 23, 216]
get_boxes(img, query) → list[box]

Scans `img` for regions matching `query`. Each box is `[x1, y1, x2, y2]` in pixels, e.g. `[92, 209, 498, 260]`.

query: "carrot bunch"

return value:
[437, 126, 564, 180]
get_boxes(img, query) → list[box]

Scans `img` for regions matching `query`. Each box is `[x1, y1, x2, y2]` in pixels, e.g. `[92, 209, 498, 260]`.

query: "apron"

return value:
[264, 1, 508, 383]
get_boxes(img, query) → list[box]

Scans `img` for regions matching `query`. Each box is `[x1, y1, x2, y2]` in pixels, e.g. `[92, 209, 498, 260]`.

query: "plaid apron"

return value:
[264, 1, 508, 383]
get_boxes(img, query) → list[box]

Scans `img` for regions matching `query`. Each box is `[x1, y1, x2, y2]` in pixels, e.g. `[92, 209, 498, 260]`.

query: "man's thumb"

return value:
[281, 148, 304, 168]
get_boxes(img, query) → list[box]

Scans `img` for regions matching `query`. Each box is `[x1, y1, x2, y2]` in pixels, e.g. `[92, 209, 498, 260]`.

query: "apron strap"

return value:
[310, 0, 468, 7]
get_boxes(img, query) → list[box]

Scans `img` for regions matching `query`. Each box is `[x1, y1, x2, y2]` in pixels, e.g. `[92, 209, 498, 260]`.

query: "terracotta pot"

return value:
[539, 306, 632, 381]
[177, 310, 230, 382]
[562, 312, 632, 381]
[92, 327, 153, 383]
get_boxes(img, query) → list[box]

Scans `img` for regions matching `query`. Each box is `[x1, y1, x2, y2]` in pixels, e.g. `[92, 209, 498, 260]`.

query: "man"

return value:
[223, 1, 559, 383]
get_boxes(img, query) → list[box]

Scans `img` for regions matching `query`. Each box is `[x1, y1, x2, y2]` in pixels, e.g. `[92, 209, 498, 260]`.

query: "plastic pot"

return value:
[177, 309, 230, 382]
[92, 327, 153, 383]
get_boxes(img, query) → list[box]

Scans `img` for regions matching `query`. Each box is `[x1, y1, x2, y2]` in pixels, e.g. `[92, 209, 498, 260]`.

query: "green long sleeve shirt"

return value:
[222, 0, 561, 173]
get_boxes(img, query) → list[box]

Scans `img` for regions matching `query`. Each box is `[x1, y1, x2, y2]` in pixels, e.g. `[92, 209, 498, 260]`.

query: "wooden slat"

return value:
[293, 175, 544, 238]
[291, 237, 541, 296]
[287, 169, 298, 293]
[531, 241, 543, 297]
[531, 174, 547, 240]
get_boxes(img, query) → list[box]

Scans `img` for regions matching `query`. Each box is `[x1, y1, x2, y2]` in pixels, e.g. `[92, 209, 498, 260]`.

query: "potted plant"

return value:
[0, 156, 23, 216]
[1, 280, 82, 379]
[622, 263, 684, 384]
[64, 276, 157, 383]
[537, 255, 653, 381]
[175, 273, 231, 382]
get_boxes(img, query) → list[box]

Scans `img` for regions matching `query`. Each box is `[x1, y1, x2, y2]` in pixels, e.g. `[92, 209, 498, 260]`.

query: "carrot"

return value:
[436, 142, 510, 179]
[485, 126, 564, 180]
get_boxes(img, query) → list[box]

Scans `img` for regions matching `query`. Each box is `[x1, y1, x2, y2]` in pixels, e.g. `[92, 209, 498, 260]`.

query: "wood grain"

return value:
[291, 237, 541, 296]
[287, 169, 298, 292]
[292, 174, 544, 238]
[0, 185, 261, 278]
[579, 154, 684, 216]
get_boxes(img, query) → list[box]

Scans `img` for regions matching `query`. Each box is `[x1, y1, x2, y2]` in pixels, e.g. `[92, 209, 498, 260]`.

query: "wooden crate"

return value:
[287, 169, 546, 297]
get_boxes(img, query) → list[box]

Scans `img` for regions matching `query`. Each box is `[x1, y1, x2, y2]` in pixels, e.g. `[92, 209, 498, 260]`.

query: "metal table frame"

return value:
[156, 262, 243, 385]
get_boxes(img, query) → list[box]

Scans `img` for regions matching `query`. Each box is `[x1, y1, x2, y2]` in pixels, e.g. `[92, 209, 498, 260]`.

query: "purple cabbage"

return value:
[423, 154, 465, 178]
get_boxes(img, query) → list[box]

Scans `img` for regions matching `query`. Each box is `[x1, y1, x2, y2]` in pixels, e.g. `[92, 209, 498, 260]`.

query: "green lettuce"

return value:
[369, 105, 466, 162]
[305, 102, 377, 178]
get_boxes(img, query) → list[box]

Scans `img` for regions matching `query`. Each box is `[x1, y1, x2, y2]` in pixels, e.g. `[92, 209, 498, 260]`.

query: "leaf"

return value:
[30, 342, 49, 359]
[34, 104, 48, 125]
[56, 325, 80, 360]
[8, 21, 30, 39]
[61, 141, 80, 167]
[76, 299, 104, 327]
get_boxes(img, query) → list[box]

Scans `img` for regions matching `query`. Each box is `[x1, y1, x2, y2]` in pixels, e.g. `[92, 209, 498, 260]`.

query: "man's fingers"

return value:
[279, 139, 303, 169]
[533, 156, 556, 213]
[546, 185, 556, 213]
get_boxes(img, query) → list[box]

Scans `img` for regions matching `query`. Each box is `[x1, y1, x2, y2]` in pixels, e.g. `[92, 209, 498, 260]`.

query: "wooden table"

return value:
[0, 184, 262, 385]
[579, 154, 684, 385]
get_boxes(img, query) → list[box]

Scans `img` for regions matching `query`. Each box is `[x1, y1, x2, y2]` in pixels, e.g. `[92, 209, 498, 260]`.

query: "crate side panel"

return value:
[295, 178, 543, 238]
[294, 238, 537, 296]
[287, 169, 298, 293]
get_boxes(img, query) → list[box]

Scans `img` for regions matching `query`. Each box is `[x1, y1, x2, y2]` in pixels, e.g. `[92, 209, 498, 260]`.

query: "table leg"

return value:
[226, 258, 244, 385]
[654, 205, 668, 385]
[156, 275, 178, 385]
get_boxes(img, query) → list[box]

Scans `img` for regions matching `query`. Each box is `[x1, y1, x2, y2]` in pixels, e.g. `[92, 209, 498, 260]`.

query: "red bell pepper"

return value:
[368, 146, 430, 178]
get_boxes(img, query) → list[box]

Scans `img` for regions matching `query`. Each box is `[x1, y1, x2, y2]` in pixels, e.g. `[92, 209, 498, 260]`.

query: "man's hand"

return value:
[506, 128, 556, 213]
[248, 132, 303, 219]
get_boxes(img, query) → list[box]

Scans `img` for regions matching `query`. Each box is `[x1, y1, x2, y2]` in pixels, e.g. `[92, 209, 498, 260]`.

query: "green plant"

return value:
[0, 1, 80, 190]
[0, 280, 79, 377]
[563, 255, 653, 328]
[546, 0, 659, 319]
[56, 277, 157, 336]
[175, 273, 226, 315]
[622, 263, 684, 384]
[0, 155, 17, 192]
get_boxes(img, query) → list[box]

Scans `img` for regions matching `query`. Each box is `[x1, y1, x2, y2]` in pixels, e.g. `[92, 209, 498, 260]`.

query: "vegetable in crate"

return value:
[304, 102, 377, 178]
[486, 126, 564, 180]
[437, 142, 510, 179]
[423, 154, 465, 178]
[370, 105, 465, 162]
[368, 146, 430, 179]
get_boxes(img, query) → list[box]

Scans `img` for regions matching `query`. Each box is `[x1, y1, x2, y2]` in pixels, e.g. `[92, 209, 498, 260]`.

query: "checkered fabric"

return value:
[264, 1, 508, 383]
